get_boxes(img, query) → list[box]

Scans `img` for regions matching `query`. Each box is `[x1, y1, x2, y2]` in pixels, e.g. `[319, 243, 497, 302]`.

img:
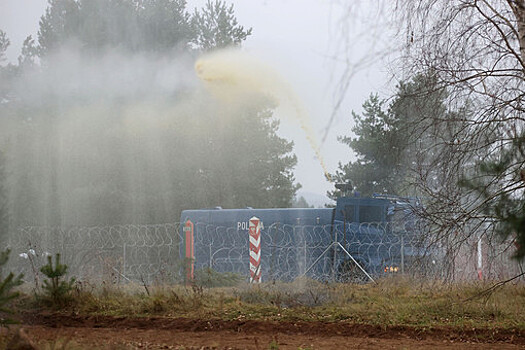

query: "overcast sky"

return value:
[0, 0, 395, 202]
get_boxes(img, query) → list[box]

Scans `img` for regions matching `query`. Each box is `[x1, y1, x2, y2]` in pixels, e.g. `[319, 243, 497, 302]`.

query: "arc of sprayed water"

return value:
[287, 92, 333, 182]
[194, 50, 333, 183]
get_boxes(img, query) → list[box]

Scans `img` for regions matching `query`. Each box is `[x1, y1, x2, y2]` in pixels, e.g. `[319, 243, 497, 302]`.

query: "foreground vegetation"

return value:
[2, 251, 524, 347]
[11, 277, 525, 330]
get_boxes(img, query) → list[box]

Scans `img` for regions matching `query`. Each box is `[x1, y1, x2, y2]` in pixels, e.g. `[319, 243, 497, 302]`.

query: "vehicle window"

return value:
[359, 205, 383, 222]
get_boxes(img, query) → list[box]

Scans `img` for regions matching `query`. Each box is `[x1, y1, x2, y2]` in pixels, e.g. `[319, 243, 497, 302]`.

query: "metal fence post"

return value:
[123, 242, 126, 281]
[270, 222, 278, 282]
[303, 238, 307, 277]
[209, 243, 213, 269]
[400, 235, 404, 274]
[332, 226, 338, 282]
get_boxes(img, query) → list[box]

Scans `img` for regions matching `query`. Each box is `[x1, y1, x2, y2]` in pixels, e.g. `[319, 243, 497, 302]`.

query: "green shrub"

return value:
[0, 249, 23, 326]
[40, 253, 75, 307]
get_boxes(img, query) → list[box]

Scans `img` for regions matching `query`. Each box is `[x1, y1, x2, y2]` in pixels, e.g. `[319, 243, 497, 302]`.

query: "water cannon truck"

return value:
[180, 183, 424, 282]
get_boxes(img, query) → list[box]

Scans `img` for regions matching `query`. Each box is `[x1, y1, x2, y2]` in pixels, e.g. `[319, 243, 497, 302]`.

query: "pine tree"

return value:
[40, 253, 75, 307]
[0, 249, 23, 326]
[0, 150, 8, 244]
[329, 73, 451, 199]
[0, 30, 9, 65]
[191, 0, 252, 51]
[329, 94, 405, 197]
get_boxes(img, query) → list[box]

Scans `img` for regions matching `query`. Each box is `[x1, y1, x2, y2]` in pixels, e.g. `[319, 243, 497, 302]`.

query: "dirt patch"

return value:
[21, 325, 524, 350]
[17, 312, 525, 349]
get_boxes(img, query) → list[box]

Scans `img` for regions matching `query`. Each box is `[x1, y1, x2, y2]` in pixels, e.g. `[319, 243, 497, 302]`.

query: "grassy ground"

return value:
[15, 277, 525, 330]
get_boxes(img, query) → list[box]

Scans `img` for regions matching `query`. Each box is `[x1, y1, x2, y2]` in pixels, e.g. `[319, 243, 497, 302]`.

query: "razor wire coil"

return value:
[5, 221, 523, 284]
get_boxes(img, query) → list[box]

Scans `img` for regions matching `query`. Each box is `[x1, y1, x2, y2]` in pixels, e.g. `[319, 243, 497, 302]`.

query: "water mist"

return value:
[194, 49, 332, 182]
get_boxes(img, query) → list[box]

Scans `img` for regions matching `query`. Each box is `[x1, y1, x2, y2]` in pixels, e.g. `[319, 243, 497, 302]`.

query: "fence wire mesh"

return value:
[5, 221, 523, 284]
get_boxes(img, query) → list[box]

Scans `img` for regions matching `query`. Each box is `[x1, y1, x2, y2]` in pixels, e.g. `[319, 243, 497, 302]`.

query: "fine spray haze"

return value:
[195, 49, 332, 182]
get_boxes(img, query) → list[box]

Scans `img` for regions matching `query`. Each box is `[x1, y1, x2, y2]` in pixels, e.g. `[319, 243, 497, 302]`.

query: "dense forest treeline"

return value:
[0, 0, 299, 234]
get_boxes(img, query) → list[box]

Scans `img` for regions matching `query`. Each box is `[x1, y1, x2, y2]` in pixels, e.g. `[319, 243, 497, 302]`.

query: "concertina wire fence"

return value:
[4, 221, 523, 285]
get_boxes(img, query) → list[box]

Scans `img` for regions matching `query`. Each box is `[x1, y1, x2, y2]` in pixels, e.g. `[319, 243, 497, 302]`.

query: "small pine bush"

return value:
[0, 249, 23, 326]
[40, 253, 75, 307]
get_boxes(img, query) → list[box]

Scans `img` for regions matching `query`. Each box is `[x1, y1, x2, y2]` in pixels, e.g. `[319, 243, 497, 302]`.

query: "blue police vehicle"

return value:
[180, 183, 424, 282]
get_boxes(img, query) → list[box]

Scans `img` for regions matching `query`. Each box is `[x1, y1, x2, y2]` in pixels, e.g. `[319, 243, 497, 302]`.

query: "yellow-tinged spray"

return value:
[194, 49, 332, 182]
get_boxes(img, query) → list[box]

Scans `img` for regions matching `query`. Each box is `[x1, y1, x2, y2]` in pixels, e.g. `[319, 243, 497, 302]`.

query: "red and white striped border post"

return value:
[183, 220, 194, 285]
[249, 216, 262, 283]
